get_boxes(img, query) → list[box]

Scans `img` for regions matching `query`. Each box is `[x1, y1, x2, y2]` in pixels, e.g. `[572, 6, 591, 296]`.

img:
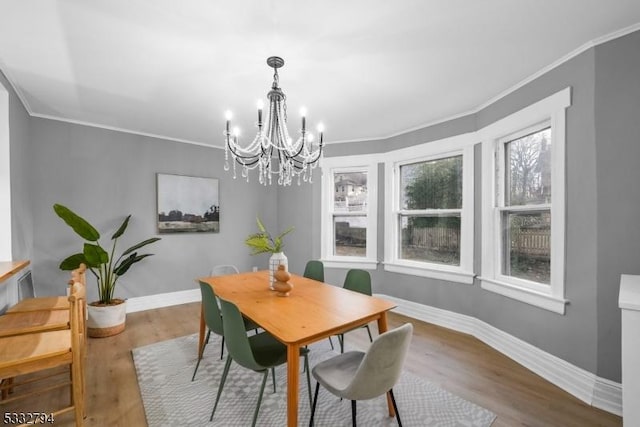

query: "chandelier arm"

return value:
[289, 142, 323, 169]
[289, 138, 306, 158]
[227, 132, 268, 157]
[226, 141, 262, 161]
[305, 143, 324, 164]
[234, 155, 261, 166]
[289, 156, 313, 171]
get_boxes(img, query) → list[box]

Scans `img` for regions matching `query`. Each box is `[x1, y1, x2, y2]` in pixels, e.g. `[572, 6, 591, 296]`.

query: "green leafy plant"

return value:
[244, 217, 294, 255]
[53, 203, 161, 304]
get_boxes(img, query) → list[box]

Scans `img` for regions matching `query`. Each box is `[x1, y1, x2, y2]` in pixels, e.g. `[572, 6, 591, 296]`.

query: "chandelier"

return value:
[224, 56, 324, 186]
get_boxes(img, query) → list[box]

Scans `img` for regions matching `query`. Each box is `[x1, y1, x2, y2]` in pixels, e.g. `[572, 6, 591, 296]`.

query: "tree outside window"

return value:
[399, 156, 463, 266]
[502, 127, 551, 284]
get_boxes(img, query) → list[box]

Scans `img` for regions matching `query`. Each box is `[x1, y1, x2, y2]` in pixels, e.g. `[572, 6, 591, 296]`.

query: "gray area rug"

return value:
[132, 333, 496, 426]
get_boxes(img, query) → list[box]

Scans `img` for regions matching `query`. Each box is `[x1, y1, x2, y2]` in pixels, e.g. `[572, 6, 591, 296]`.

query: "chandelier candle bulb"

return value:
[257, 100, 263, 126]
[224, 110, 232, 133]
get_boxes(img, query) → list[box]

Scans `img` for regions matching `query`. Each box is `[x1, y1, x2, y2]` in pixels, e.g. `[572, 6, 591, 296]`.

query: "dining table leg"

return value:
[377, 312, 396, 418]
[286, 343, 300, 427]
[198, 304, 205, 359]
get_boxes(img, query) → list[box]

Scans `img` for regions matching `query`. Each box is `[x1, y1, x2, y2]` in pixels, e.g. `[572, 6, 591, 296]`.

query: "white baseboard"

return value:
[125, 288, 200, 313]
[375, 293, 622, 416]
[123, 289, 621, 416]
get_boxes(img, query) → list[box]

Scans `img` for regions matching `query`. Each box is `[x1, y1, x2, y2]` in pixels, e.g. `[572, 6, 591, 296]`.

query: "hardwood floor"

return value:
[1, 302, 622, 426]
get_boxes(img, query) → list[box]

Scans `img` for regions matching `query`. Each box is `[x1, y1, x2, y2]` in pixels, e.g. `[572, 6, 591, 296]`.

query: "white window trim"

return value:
[320, 154, 379, 270]
[479, 87, 571, 314]
[384, 133, 476, 284]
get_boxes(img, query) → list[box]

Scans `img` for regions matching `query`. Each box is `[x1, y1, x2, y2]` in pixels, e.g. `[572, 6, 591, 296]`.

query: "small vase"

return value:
[269, 252, 288, 290]
[273, 265, 293, 297]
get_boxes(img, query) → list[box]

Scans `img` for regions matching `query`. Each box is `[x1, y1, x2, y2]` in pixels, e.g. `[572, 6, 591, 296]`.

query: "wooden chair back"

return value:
[0, 268, 87, 426]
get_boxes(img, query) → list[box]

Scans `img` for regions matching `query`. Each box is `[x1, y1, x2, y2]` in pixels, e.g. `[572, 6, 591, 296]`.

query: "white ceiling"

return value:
[1, 1, 639, 147]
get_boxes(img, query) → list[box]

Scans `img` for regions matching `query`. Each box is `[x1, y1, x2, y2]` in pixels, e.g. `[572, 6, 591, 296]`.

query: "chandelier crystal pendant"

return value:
[224, 56, 324, 186]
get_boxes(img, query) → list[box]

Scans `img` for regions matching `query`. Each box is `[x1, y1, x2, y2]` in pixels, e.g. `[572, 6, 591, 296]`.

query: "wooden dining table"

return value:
[198, 270, 397, 427]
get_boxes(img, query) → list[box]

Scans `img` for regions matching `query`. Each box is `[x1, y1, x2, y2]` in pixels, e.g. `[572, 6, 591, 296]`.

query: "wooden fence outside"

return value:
[405, 226, 550, 257]
[510, 228, 550, 257]
[336, 222, 550, 258]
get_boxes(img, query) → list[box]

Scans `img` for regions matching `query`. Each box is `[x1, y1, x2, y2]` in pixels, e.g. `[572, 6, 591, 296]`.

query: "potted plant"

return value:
[245, 217, 294, 289]
[53, 203, 161, 337]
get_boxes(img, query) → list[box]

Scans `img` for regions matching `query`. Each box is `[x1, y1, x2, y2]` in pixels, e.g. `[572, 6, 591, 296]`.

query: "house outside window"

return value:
[321, 155, 378, 269]
[479, 87, 570, 314]
[384, 134, 475, 284]
[333, 172, 368, 257]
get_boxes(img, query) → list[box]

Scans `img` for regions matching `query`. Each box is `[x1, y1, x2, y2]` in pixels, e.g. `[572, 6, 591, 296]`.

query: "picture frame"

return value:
[156, 173, 220, 233]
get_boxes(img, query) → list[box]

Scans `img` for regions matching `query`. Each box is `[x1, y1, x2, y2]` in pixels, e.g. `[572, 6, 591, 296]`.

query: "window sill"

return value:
[479, 277, 568, 314]
[383, 262, 475, 285]
[321, 259, 379, 270]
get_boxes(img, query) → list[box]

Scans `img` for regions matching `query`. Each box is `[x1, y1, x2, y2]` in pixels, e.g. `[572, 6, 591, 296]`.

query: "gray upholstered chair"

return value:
[309, 323, 413, 427]
[210, 264, 240, 276]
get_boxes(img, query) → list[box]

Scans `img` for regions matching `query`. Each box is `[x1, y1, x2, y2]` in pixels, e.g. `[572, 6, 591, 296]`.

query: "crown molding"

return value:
[30, 112, 223, 150]
[2, 23, 639, 148]
[331, 22, 640, 146]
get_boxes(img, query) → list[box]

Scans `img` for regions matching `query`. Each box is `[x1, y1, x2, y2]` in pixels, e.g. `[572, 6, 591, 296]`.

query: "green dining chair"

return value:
[309, 323, 413, 427]
[303, 260, 335, 350]
[303, 260, 324, 282]
[191, 281, 259, 381]
[211, 298, 313, 426]
[337, 269, 374, 353]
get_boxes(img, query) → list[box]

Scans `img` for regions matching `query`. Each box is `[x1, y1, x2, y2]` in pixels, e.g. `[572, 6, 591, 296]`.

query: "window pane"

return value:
[505, 127, 551, 206]
[334, 172, 367, 213]
[399, 215, 460, 265]
[502, 210, 550, 284]
[334, 216, 366, 257]
[401, 156, 462, 210]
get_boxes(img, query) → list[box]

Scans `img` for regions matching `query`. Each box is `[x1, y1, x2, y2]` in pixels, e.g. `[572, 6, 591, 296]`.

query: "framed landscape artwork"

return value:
[156, 173, 220, 233]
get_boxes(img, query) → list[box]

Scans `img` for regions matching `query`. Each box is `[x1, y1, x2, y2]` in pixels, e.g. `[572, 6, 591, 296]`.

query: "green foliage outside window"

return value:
[402, 156, 462, 228]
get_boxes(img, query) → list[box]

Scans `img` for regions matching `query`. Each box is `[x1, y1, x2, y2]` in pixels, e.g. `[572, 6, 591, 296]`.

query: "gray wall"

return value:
[275, 175, 320, 276]
[28, 118, 278, 303]
[317, 30, 640, 382]
[2, 71, 33, 261]
[594, 30, 640, 381]
[475, 40, 600, 376]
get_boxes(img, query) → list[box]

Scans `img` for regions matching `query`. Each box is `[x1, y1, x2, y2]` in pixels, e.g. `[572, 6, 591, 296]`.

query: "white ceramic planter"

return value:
[87, 300, 127, 338]
[269, 252, 288, 290]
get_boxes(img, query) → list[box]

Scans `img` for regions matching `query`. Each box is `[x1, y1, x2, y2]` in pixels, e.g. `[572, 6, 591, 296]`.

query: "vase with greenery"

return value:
[245, 217, 294, 288]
